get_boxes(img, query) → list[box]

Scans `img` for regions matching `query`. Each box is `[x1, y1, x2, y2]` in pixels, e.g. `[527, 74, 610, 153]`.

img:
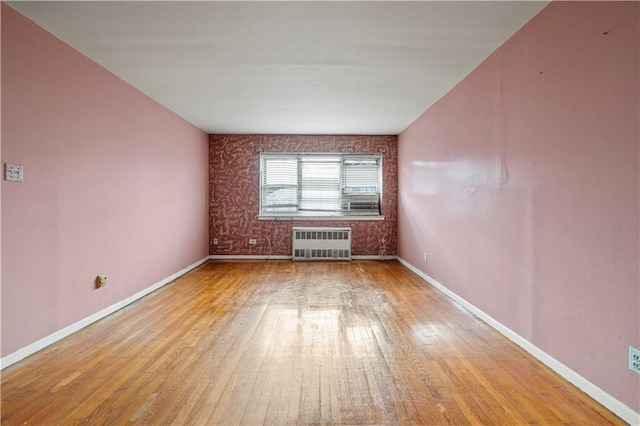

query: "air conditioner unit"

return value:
[341, 193, 380, 215]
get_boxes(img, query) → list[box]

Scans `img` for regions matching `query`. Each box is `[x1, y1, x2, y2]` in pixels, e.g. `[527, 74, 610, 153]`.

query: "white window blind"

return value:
[299, 156, 341, 212]
[343, 158, 379, 193]
[261, 155, 298, 213]
[260, 153, 382, 217]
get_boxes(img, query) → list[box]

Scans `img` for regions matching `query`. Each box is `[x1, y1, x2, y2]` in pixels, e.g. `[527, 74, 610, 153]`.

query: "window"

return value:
[260, 153, 382, 217]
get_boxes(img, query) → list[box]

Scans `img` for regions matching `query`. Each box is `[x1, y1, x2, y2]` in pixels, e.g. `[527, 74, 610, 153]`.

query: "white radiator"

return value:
[292, 227, 352, 261]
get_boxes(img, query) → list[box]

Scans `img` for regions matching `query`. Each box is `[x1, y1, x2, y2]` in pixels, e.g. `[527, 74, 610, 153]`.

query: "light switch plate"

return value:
[5, 163, 24, 182]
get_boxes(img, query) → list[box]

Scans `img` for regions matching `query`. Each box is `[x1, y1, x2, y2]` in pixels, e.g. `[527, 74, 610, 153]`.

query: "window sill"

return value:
[258, 215, 386, 221]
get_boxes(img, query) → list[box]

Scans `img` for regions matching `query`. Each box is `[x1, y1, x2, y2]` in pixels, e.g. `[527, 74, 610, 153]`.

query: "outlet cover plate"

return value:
[630, 346, 640, 375]
[5, 163, 24, 182]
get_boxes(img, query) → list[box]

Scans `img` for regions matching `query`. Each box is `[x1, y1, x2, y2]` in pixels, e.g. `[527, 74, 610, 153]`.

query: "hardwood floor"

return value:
[1, 260, 623, 425]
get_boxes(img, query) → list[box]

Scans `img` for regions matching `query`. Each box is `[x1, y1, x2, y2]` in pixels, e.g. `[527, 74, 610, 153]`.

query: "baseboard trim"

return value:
[208, 255, 395, 261]
[396, 257, 639, 425]
[351, 255, 396, 260]
[1, 256, 210, 370]
[208, 255, 292, 260]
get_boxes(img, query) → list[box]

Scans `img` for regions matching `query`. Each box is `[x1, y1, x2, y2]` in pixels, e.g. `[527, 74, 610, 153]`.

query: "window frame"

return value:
[259, 152, 385, 221]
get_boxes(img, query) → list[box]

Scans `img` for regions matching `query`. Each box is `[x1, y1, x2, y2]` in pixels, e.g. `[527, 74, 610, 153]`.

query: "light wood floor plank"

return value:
[1, 260, 624, 425]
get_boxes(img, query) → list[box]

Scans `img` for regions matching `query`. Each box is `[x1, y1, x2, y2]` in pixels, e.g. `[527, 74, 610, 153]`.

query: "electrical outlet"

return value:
[630, 346, 640, 375]
[5, 163, 24, 182]
[249, 239, 257, 245]
[213, 238, 218, 245]
[424, 252, 428, 262]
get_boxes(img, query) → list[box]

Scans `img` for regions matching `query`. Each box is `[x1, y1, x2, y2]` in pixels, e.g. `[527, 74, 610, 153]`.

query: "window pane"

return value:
[261, 155, 298, 213]
[343, 157, 379, 193]
[299, 156, 340, 212]
[342, 156, 381, 215]
[262, 186, 297, 212]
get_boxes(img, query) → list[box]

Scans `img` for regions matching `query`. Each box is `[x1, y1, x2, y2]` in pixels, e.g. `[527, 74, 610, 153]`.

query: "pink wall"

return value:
[210, 134, 397, 256]
[1, 5, 209, 357]
[398, 1, 639, 412]
[0, 4, 3, 354]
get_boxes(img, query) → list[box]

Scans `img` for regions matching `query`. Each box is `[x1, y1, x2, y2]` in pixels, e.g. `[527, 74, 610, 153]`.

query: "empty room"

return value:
[1, 1, 639, 424]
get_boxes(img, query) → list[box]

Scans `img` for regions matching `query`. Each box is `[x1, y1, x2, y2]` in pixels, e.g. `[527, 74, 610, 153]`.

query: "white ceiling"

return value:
[9, 1, 548, 135]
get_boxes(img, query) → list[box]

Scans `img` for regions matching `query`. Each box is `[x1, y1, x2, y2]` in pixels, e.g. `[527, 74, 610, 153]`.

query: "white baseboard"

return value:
[208, 255, 292, 260]
[1, 256, 210, 370]
[351, 255, 396, 260]
[208, 255, 395, 261]
[397, 257, 639, 425]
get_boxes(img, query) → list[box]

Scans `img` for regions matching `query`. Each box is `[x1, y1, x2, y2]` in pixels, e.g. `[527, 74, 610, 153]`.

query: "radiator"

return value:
[292, 227, 352, 260]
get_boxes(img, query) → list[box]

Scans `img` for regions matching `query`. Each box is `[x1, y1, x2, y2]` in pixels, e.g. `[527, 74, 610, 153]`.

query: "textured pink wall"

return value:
[210, 134, 397, 256]
[398, 1, 639, 413]
[1, 5, 209, 357]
